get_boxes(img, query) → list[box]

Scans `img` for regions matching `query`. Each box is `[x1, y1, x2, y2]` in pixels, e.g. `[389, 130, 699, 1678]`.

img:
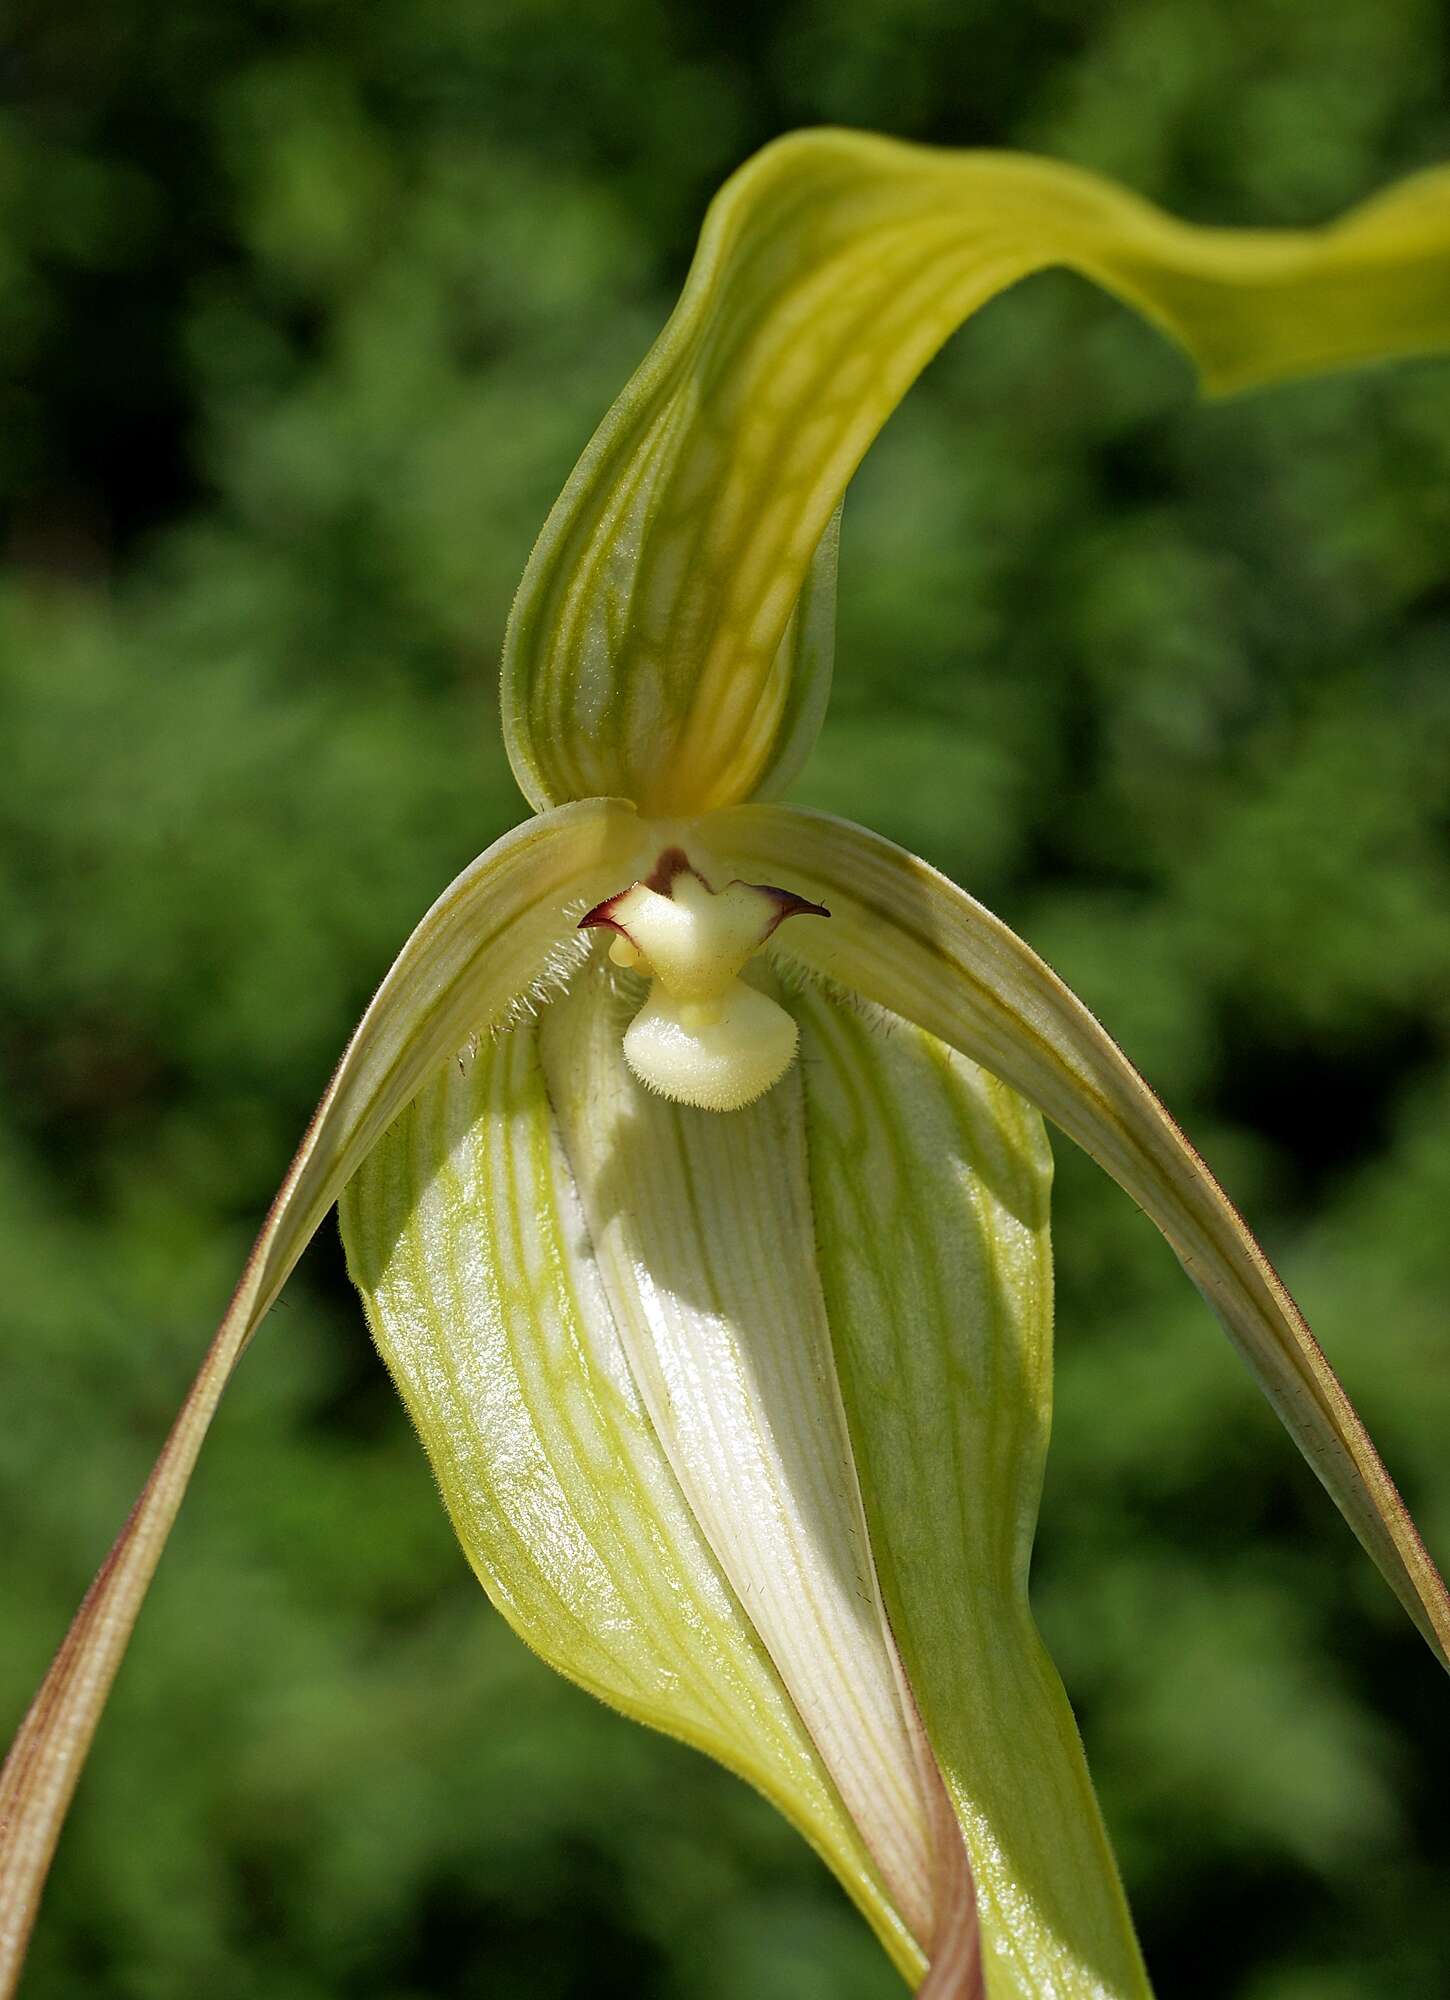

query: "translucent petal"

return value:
[338, 1014, 924, 1982]
[0, 800, 639, 1988]
[502, 132, 1450, 816]
[704, 803, 1450, 1670]
[538, 958, 957, 1952]
[795, 979, 1150, 1998]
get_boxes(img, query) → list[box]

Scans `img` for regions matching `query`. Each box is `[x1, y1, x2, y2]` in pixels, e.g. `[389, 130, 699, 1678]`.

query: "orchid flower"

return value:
[5, 129, 1450, 2000]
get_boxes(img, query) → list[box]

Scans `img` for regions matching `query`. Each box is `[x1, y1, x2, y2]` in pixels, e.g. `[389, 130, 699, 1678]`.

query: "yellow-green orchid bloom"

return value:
[5, 129, 1450, 2000]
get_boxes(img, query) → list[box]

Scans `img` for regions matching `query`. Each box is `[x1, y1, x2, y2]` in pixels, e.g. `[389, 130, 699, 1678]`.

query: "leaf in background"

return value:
[502, 130, 1450, 819]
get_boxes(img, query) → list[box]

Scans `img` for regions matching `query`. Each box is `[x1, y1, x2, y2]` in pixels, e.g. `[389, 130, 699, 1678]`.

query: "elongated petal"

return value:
[338, 1017, 925, 1985]
[704, 804, 1450, 1669]
[502, 130, 1450, 818]
[538, 957, 964, 1956]
[794, 980, 1150, 1999]
[0, 800, 638, 1997]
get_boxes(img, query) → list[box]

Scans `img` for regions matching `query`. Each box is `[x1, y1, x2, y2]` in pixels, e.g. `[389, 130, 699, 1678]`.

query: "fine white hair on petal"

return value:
[491, 922, 596, 1039]
[773, 951, 908, 1039]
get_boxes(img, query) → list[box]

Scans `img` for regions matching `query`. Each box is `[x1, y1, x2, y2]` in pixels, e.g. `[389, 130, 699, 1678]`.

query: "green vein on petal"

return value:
[703, 803, 1450, 1671]
[502, 129, 1450, 819]
[794, 978, 1151, 2000]
[338, 1015, 923, 1983]
[538, 955, 951, 1953]
[0, 800, 641, 2000]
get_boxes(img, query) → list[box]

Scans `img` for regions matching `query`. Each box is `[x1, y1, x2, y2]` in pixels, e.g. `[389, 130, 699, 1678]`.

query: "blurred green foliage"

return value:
[3, 1, 1449, 1995]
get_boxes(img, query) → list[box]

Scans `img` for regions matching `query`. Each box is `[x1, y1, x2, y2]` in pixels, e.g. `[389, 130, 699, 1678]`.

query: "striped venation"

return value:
[705, 802, 1450, 1669]
[338, 1020, 923, 1983]
[539, 960, 951, 1948]
[536, 387, 697, 800]
[522, 374, 841, 815]
[519, 196, 1038, 814]
[795, 982, 1152, 2000]
[718, 495, 841, 810]
[651, 224, 1040, 813]
[0, 800, 641, 2000]
[506, 157, 839, 810]
[503, 131, 1450, 819]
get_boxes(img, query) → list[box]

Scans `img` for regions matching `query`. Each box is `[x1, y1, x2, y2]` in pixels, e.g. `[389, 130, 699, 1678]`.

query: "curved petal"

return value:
[338, 1013, 925, 1985]
[703, 803, 1450, 1670]
[794, 979, 1150, 1999]
[0, 800, 639, 1997]
[742, 497, 841, 806]
[502, 130, 1450, 818]
[537, 956, 964, 1958]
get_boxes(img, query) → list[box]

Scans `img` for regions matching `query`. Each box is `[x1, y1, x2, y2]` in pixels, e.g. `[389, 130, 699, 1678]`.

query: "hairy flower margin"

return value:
[5, 130, 1450, 1999]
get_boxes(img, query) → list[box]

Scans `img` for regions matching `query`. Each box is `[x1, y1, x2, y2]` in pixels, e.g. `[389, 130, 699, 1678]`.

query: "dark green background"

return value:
[4, 2, 1449, 1995]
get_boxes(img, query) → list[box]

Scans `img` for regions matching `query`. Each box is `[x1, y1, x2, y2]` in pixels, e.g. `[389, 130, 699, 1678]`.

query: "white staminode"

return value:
[580, 852, 826, 1112]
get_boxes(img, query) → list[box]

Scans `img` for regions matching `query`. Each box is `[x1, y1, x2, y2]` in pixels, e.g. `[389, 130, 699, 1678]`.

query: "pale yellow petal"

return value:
[703, 803, 1450, 1670]
[339, 1017, 924, 1983]
[539, 957, 953, 1950]
[503, 132, 1450, 817]
[0, 800, 639, 1994]
[796, 979, 1150, 1999]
